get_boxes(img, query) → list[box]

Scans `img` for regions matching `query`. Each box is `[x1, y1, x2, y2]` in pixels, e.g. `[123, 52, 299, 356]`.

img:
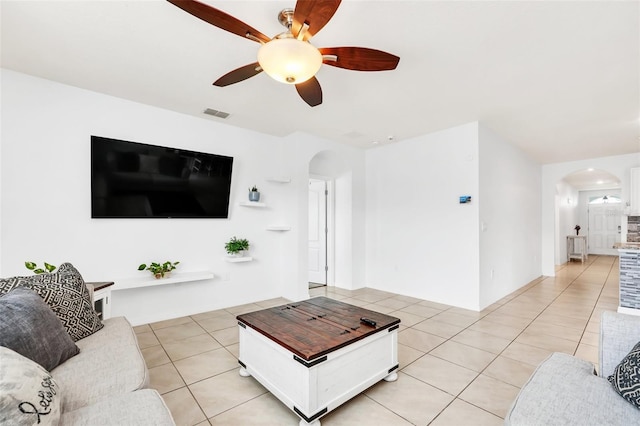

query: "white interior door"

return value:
[588, 204, 622, 255]
[308, 179, 327, 284]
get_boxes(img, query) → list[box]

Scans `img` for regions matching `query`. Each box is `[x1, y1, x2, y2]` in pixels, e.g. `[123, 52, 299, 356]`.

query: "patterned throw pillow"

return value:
[0, 287, 80, 371]
[608, 340, 640, 408]
[0, 263, 103, 341]
[0, 346, 62, 426]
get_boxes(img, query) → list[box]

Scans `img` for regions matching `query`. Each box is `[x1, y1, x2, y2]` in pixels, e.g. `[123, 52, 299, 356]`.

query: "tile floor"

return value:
[135, 255, 619, 425]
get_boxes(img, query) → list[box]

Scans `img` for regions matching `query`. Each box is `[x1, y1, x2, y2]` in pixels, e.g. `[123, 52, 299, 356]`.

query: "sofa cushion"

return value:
[0, 287, 79, 371]
[505, 352, 640, 426]
[0, 263, 103, 341]
[59, 389, 175, 425]
[608, 340, 640, 408]
[51, 317, 149, 412]
[0, 346, 63, 426]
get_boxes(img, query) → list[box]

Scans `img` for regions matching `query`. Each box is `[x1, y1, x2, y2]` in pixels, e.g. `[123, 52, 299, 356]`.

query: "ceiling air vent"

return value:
[203, 108, 230, 119]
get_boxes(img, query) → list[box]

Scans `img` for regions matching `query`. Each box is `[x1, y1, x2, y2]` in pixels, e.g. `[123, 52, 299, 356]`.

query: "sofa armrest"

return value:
[599, 311, 640, 377]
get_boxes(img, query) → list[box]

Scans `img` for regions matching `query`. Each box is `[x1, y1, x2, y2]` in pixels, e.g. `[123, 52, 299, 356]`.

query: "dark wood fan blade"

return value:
[319, 47, 400, 71]
[292, 0, 341, 41]
[167, 0, 270, 43]
[295, 77, 323, 107]
[213, 63, 262, 87]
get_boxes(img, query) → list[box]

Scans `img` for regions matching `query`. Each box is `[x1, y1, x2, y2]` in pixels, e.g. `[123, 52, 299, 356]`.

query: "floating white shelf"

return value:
[114, 271, 214, 291]
[266, 225, 291, 231]
[266, 176, 291, 183]
[239, 201, 266, 208]
[225, 256, 253, 263]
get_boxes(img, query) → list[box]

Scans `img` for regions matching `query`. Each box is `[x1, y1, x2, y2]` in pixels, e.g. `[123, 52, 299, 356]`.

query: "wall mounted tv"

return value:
[91, 136, 233, 218]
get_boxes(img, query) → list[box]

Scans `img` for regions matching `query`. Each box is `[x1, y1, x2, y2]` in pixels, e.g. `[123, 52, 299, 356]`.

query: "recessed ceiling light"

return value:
[372, 141, 379, 145]
[587, 168, 595, 172]
[597, 180, 604, 184]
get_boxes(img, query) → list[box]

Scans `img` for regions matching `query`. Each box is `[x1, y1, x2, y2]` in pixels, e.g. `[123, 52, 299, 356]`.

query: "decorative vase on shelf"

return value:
[249, 186, 260, 202]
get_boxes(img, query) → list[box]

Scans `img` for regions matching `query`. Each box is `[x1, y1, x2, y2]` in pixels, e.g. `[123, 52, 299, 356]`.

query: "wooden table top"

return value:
[237, 297, 401, 361]
[86, 281, 114, 291]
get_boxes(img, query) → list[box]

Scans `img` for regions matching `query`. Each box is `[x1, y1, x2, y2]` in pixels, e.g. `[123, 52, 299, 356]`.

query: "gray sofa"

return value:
[53, 316, 175, 425]
[505, 311, 640, 425]
[0, 263, 175, 425]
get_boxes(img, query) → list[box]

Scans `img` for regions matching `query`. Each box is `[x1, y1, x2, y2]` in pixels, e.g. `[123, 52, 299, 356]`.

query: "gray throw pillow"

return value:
[0, 287, 80, 371]
[608, 340, 640, 408]
[0, 263, 103, 341]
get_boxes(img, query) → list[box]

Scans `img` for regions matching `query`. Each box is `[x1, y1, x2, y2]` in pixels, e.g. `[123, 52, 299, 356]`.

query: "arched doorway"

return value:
[555, 168, 622, 263]
[308, 151, 350, 289]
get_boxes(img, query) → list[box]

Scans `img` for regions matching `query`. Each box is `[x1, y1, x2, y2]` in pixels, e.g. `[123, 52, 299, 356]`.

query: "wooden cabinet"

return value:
[87, 281, 113, 320]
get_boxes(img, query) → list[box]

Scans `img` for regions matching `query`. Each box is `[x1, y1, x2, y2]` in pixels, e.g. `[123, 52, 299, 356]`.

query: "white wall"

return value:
[542, 153, 640, 275]
[478, 124, 541, 309]
[0, 70, 366, 324]
[365, 122, 481, 310]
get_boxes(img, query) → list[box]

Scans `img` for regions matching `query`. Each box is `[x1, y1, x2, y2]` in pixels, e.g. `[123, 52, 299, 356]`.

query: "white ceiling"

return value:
[1, 0, 639, 164]
[562, 168, 621, 191]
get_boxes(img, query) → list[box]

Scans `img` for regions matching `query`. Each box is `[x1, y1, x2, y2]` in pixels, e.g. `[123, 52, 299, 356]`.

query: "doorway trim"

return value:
[310, 174, 335, 287]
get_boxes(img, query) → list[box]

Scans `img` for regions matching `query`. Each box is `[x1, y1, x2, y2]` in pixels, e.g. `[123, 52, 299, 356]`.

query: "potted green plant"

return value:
[138, 261, 180, 279]
[249, 185, 260, 202]
[24, 261, 57, 274]
[225, 236, 250, 257]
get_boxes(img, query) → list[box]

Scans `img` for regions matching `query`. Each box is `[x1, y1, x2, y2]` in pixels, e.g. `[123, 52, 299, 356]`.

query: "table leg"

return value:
[239, 367, 250, 377]
[299, 419, 320, 426]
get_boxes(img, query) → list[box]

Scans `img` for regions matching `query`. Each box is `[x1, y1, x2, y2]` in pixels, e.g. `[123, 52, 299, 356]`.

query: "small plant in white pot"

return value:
[225, 236, 250, 257]
[138, 261, 180, 279]
[248, 185, 260, 202]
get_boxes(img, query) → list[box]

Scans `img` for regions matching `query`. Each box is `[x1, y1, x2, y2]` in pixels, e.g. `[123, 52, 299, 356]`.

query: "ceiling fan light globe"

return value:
[257, 38, 322, 85]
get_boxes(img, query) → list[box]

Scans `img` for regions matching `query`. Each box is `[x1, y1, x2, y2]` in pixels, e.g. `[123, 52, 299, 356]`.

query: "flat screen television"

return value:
[91, 136, 233, 218]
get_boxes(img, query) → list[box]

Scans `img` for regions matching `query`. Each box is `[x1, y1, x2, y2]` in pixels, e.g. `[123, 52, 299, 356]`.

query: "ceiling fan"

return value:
[167, 0, 400, 107]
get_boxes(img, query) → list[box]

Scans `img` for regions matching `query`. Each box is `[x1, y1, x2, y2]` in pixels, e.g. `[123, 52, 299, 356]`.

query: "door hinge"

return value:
[325, 265, 328, 272]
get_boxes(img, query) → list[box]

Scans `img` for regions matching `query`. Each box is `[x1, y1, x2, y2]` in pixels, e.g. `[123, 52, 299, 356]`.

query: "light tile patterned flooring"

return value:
[136, 255, 619, 425]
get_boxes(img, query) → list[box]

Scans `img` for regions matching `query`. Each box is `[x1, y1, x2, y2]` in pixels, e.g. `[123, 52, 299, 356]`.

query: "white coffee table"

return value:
[237, 297, 400, 426]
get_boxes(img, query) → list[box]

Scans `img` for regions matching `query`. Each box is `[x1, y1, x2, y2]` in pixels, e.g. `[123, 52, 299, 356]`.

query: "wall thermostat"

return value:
[459, 196, 472, 204]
